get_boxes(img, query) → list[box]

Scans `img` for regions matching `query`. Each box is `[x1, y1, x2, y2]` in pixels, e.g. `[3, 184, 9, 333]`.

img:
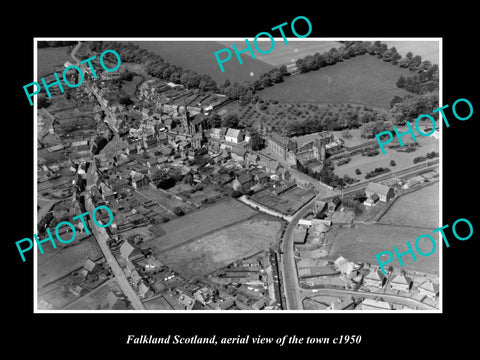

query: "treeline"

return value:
[390, 92, 439, 125]
[38, 41, 78, 48]
[84, 41, 294, 103]
[396, 63, 439, 94]
[85, 41, 218, 92]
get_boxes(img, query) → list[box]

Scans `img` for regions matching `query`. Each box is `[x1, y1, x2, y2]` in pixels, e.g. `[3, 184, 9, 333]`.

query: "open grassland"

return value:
[382, 40, 439, 64]
[217, 40, 343, 66]
[131, 40, 274, 85]
[156, 214, 282, 279]
[327, 223, 439, 274]
[257, 54, 415, 107]
[148, 198, 258, 252]
[37, 46, 74, 78]
[379, 182, 439, 228]
[37, 236, 103, 289]
[333, 128, 439, 180]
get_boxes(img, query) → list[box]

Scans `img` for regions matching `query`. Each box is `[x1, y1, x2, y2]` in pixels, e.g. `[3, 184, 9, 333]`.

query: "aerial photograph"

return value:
[35, 38, 440, 311]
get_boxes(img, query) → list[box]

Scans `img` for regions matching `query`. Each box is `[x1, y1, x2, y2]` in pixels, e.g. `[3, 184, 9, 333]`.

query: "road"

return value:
[280, 195, 318, 310]
[278, 163, 439, 310]
[299, 287, 438, 310]
[85, 166, 145, 310]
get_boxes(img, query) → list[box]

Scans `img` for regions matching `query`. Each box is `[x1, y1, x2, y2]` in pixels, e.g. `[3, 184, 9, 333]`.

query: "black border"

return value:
[7, 4, 478, 355]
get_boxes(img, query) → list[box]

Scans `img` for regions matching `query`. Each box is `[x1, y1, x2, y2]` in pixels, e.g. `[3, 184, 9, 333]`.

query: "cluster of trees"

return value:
[360, 120, 393, 138]
[296, 159, 351, 188]
[390, 92, 439, 125]
[396, 63, 439, 94]
[413, 151, 438, 163]
[85, 41, 218, 93]
[38, 41, 77, 48]
[294, 41, 406, 75]
[365, 167, 391, 179]
[285, 106, 385, 137]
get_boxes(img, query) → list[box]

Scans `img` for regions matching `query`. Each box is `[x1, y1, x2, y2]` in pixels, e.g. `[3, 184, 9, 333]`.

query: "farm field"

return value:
[131, 40, 274, 85]
[379, 182, 439, 228]
[257, 54, 415, 107]
[37, 235, 103, 289]
[333, 128, 439, 181]
[148, 198, 258, 252]
[327, 223, 439, 274]
[37, 46, 74, 78]
[156, 214, 282, 279]
[382, 40, 439, 65]
[217, 40, 343, 66]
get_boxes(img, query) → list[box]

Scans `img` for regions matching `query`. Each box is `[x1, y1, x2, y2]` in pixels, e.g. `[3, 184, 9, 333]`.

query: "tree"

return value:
[222, 114, 240, 128]
[221, 79, 231, 88]
[409, 55, 422, 71]
[396, 76, 406, 88]
[208, 114, 222, 128]
[360, 120, 393, 139]
[119, 96, 133, 106]
[390, 160, 396, 166]
[173, 207, 185, 216]
[37, 94, 50, 108]
[279, 64, 289, 76]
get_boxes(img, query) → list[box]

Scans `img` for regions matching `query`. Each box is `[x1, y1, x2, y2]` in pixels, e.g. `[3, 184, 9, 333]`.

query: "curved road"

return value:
[300, 287, 438, 310]
[280, 195, 318, 310]
[279, 163, 439, 310]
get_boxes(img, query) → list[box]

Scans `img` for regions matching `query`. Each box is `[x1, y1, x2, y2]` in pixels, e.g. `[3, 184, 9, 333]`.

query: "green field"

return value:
[217, 40, 343, 66]
[327, 223, 439, 274]
[257, 54, 415, 107]
[148, 198, 258, 252]
[333, 128, 439, 180]
[131, 40, 275, 85]
[37, 46, 74, 78]
[37, 235, 103, 289]
[379, 182, 439, 228]
[157, 214, 282, 279]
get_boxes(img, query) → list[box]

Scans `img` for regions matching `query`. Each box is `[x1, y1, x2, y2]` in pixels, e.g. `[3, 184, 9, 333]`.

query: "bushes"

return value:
[173, 207, 185, 216]
[362, 149, 379, 157]
[231, 190, 242, 198]
[337, 158, 351, 166]
[365, 167, 391, 179]
[413, 151, 438, 163]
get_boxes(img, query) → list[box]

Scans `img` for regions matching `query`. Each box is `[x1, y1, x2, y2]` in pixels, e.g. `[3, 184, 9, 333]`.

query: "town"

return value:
[35, 39, 440, 311]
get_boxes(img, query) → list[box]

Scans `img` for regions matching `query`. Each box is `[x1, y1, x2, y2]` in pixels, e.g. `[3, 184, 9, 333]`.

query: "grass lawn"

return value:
[334, 131, 439, 181]
[379, 182, 439, 228]
[327, 223, 439, 275]
[148, 198, 258, 252]
[38, 46, 74, 78]
[156, 214, 282, 279]
[37, 235, 103, 289]
[131, 40, 275, 85]
[257, 54, 414, 108]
